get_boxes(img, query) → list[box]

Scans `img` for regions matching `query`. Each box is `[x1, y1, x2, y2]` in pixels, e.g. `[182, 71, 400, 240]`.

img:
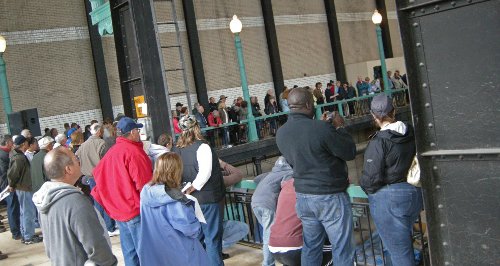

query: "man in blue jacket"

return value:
[276, 87, 357, 266]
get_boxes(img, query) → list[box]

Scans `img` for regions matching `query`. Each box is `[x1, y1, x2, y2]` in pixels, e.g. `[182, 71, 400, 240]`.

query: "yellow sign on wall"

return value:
[133, 95, 147, 118]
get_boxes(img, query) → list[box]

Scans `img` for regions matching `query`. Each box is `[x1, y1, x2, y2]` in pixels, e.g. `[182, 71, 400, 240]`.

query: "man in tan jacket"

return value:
[76, 123, 119, 237]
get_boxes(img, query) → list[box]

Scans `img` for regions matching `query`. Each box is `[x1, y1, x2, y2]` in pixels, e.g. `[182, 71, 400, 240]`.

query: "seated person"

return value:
[269, 179, 332, 266]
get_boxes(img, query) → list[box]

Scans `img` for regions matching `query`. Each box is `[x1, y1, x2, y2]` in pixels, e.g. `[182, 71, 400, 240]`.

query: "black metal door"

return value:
[396, 1, 500, 265]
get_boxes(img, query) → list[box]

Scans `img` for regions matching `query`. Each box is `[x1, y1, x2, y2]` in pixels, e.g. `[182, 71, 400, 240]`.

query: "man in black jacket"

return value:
[0, 134, 21, 241]
[276, 87, 356, 266]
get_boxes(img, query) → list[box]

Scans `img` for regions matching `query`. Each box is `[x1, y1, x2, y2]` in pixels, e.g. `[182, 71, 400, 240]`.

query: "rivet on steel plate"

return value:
[467, 0, 472, 3]
[419, 62, 425, 67]
[422, 83, 428, 88]
[444, 261, 450, 265]
[413, 22, 419, 27]
[411, 11, 416, 16]
[433, 166, 438, 170]
[438, 204, 444, 209]
[436, 185, 441, 189]
[451, 1, 456, 6]
[416, 43, 422, 47]
[477, 154, 482, 159]
[459, 155, 464, 160]
[428, 123, 433, 128]
[430, 142, 436, 147]
[425, 103, 430, 108]
[420, 8, 425, 13]
[434, 5, 440, 10]
[442, 241, 448, 245]
[440, 223, 445, 227]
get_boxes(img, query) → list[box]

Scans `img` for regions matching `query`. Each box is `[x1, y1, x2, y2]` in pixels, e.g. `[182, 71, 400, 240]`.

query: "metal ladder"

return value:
[154, 0, 192, 112]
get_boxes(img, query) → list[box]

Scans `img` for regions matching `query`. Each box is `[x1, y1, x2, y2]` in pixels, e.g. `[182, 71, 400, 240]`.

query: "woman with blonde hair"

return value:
[173, 115, 226, 266]
[138, 152, 208, 265]
[69, 130, 84, 153]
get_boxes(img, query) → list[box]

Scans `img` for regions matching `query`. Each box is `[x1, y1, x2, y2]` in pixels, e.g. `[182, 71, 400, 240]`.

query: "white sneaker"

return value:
[108, 229, 120, 237]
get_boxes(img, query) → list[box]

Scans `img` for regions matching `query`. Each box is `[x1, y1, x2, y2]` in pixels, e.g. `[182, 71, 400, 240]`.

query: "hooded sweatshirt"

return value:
[360, 121, 416, 194]
[33, 181, 117, 266]
[251, 157, 293, 211]
[138, 184, 208, 266]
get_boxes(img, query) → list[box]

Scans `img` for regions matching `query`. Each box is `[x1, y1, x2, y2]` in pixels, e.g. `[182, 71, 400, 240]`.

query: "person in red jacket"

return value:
[91, 117, 152, 266]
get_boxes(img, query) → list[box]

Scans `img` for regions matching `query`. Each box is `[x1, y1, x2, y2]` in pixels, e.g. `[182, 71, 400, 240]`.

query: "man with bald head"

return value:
[276, 87, 356, 266]
[32, 148, 117, 266]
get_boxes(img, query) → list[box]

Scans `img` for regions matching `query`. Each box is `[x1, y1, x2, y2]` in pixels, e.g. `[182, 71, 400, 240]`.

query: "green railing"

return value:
[174, 88, 409, 148]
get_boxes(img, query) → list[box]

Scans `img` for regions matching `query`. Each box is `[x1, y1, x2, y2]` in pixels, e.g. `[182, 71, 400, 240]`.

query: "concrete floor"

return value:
[0, 227, 265, 265]
[0, 160, 279, 266]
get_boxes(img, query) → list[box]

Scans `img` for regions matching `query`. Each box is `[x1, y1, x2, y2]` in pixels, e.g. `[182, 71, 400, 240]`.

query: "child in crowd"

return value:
[138, 152, 208, 265]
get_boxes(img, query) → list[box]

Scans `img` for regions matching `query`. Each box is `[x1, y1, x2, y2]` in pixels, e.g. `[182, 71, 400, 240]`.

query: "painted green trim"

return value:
[89, 1, 113, 36]
[376, 25, 391, 95]
[0, 53, 12, 133]
[233, 33, 259, 142]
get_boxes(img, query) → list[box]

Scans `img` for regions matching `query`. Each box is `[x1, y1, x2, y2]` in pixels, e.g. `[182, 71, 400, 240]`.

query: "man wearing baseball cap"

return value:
[91, 117, 152, 266]
[31, 136, 54, 194]
[7, 135, 43, 244]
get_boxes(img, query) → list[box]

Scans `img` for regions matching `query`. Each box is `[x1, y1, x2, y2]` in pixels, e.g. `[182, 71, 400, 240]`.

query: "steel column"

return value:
[84, 0, 114, 121]
[182, 0, 209, 110]
[324, 0, 347, 83]
[260, 0, 285, 103]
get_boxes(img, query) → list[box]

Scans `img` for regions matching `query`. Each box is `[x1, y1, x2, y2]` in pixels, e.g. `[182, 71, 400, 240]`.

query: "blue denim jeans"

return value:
[86, 177, 117, 232]
[117, 215, 141, 266]
[252, 206, 276, 266]
[368, 183, 422, 266]
[16, 190, 36, 240]
[200, 202, 224, 266]
[296, 192, 354, 266]
[222, 220, 249, 249]
[3, 191, 21, 238]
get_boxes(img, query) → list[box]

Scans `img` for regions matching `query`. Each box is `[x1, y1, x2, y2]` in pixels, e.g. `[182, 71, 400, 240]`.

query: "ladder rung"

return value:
[112, 1, 128, 10]
[170, 92, 188, 95]
[165, 68, 184, 72]
[161, 45, 181, 49]
[157, 21, 177, 25]
[122, 77, 141, 84]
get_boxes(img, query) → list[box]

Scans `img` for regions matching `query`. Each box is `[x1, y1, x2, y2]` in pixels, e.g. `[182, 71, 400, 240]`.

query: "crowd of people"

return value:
[173, 70, 408, 148]
[248, 88, 421, 266]
[0, 69, 417, 265]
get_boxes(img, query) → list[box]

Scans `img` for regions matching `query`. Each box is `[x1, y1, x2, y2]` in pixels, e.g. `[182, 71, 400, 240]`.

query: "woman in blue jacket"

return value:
[138, 152, 208, 266]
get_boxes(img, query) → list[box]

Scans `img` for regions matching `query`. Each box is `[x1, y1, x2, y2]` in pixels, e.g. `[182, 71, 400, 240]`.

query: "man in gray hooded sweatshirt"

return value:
[251, 157, 293, 266]
[32, 147, 117, 266]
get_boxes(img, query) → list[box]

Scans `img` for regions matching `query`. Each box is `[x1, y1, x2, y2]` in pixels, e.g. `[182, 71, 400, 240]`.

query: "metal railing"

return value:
[191, 89, 409, 149]
[224, 181, 427, 266]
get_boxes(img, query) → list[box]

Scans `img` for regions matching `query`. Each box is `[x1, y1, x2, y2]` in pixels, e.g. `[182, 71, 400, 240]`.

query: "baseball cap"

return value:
[38, 136, 55, 149]
[370, 94, 394, 117]
[117, 117, 143, 134]
[178, 115, 198, 131]
[90, 123, 101, 135]
[13, 135, 27, 146]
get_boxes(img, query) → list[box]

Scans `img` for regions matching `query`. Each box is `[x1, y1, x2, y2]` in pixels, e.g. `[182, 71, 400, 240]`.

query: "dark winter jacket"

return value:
[360, 122, 416, 194]
[7, 149, 31, 191]
[0, 148, 10, 191]
[276, 112, 356, 195]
